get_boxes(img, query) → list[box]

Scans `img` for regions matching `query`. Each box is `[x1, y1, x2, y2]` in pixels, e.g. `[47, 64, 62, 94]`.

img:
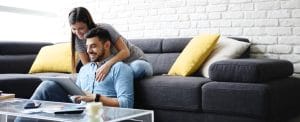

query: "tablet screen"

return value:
[39, 76, 86, 96]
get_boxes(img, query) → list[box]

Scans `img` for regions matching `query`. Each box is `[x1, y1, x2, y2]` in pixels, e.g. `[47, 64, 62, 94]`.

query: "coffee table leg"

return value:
[0, 114, 7, 122]
[128, 114, 153, 122]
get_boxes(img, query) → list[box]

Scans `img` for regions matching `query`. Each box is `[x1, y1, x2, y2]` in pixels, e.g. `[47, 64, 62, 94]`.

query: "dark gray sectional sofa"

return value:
[1, 38, 300, 122]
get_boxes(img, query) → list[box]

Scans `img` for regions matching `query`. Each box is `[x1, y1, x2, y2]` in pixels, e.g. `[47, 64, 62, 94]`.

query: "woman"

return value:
[69, 7, 153, 80]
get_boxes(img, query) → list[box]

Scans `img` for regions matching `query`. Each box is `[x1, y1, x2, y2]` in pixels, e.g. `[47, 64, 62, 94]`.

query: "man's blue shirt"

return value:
[76, 62, 134, 108]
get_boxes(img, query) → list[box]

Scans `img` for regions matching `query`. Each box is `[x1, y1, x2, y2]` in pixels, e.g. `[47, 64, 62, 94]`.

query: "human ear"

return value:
[104, 41, 111, 49]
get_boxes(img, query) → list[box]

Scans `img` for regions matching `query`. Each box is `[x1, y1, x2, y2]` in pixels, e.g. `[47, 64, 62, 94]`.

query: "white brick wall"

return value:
[294, 46, 300, 54]
[75, 0, 300, 74]
[267, 45, 292, 54]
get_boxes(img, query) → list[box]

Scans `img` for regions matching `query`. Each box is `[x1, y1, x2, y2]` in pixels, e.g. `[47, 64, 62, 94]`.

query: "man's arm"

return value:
[76, 62, 134, 108]
[75, 94, 120, 107]
[112, 62, 134, 108]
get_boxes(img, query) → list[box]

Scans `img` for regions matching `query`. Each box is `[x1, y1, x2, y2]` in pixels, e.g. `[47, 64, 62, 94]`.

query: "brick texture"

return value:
[73, 0, 300, 73]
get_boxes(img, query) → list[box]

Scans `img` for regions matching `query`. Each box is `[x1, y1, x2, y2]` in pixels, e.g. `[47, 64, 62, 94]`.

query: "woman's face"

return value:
[71, 22, 89, 40]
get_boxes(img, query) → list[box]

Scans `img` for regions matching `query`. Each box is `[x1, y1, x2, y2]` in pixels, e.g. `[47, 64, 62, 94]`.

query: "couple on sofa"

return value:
[28, 7, 152, 108]
[14, 27, 133, 122]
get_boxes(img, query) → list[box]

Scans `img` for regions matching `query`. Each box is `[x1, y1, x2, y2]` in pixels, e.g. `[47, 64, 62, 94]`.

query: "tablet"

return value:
[39, 76, 86, 96]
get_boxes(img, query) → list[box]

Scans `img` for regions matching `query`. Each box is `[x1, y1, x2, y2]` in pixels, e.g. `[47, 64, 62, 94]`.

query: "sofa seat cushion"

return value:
[209, 59, 294, 83]
[135, 75, 211, 111]
[202, 82, 269, 117]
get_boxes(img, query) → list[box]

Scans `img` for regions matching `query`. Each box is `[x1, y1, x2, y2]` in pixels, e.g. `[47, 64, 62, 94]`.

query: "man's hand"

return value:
[74, 94, 96, 103]
[96, 62, 112, 81]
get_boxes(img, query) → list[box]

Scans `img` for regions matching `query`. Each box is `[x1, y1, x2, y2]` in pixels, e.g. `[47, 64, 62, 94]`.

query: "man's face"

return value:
[86, 37, 105, 62]
[71, 22, 89, 40]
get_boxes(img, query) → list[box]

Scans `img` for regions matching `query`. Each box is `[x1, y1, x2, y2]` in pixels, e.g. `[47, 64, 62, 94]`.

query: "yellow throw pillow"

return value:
[29, 43, 75, 73]
[168, 34, 220, 76]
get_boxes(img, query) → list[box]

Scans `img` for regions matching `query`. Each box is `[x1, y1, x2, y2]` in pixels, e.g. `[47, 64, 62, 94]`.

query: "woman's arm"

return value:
[78, 52, 90, 65]
[95, 37, 130, 81]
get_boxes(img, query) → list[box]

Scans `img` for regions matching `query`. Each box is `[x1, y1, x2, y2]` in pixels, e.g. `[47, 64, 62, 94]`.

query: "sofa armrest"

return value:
[0, 74, 42, 98]
[209, 59, 294, 83]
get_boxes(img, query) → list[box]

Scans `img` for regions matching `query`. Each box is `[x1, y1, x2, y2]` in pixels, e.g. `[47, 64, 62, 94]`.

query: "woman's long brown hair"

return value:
[68, 7, 96, 73]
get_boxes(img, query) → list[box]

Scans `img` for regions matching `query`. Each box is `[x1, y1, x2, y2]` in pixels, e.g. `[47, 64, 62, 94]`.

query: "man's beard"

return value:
[89, 50, 105, 62]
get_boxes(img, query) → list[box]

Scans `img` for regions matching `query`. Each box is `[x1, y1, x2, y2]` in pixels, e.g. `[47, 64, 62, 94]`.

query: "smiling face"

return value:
[71, 22, 89, 40]
[86, 37, 107, 62]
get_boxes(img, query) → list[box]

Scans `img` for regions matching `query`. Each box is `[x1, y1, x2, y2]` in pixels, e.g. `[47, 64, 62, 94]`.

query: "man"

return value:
[30, 27, 134, 108]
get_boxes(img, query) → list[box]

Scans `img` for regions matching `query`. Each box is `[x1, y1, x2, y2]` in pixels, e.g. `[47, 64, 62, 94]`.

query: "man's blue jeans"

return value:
[129, 60, 153, 80]
[14, 80, 71, 122]
[30, 80, 72, 102]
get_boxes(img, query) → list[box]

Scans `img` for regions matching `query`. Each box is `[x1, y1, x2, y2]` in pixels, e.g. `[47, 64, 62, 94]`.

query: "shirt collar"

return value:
[96, 55, 114, 67]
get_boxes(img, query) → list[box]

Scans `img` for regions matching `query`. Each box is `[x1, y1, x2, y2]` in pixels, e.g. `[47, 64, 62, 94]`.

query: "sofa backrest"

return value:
[129, 38, 190, 75]
[0, 37, 249, 75]
[0, 41, 52, 73]
[129, 37, 250, 76]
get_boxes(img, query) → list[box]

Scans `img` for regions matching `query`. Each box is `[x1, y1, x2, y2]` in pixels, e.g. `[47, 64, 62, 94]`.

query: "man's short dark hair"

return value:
[84, 27, 111, 42]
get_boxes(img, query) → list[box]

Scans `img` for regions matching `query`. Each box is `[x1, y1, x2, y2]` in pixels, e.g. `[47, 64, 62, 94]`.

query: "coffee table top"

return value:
[0, 98, 153, 122]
